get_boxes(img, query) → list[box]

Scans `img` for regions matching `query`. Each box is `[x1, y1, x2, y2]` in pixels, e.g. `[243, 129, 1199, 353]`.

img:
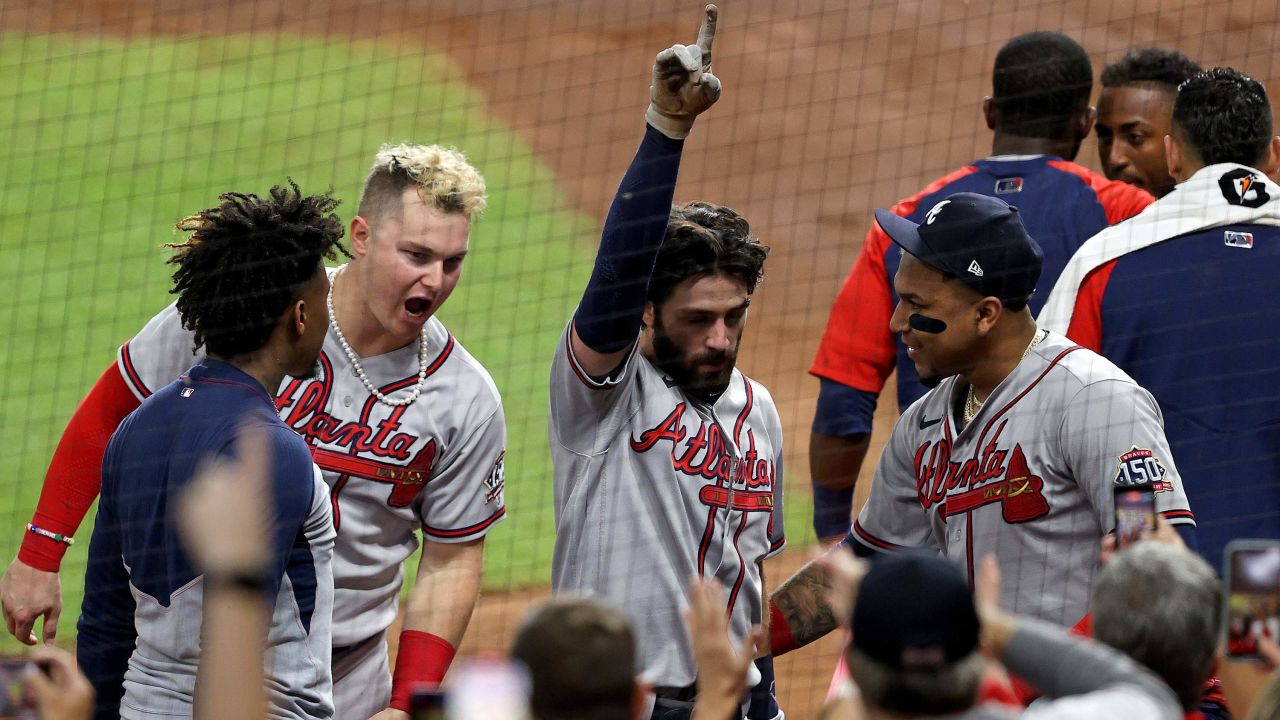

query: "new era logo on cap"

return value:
[873, 192, 1043, 303]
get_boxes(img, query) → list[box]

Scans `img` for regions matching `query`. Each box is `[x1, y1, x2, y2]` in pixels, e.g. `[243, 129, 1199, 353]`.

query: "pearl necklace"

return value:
[326, 267, 430, 407]
[963, 328, 1043, 426]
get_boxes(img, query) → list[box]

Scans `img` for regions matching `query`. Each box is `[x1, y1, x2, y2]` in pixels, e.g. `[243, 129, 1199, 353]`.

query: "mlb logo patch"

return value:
[180, 387, 195, 398]
[1224, 230, 1254, 249]
[995, 177, 1023, 194]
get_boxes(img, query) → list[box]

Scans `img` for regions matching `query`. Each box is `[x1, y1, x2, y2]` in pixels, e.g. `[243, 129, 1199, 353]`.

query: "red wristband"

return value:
[389, 631, 456, 712]
[769, 600, 797, 656]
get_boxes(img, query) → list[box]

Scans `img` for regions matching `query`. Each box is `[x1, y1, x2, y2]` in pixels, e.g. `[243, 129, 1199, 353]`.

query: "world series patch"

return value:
[1114, 446, 1171, 491]
[484, 451, 505, 505]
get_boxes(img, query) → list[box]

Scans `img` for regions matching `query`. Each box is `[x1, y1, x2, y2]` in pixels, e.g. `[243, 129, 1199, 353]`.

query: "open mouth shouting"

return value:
[404, 296, 433, 321]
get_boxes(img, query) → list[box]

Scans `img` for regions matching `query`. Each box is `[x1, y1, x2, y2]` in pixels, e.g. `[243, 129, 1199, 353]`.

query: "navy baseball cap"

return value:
[851, 552, 979, 670]
[874, 192, 1044, 303]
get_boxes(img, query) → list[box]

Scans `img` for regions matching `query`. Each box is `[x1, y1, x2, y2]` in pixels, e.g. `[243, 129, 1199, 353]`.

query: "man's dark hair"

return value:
[991, 31, 1093, 138]
[1101, 48, 1202, 90]
[167, 180, 349, 357]
[1172, 67, 1273, 167]
[510, 599, 636, 720]
[647, 202, 769, 306]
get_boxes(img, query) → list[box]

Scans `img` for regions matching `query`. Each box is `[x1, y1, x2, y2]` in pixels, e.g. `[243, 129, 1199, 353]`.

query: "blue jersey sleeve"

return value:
[812, 379, 877, 437]
[811, 379, 878, 537]
[573, 123, 685, 354]
[263, 428, 321, 629]
[77, 439, 139, 720]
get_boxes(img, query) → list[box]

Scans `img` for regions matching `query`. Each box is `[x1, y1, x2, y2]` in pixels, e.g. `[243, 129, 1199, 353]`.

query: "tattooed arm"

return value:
[769, 553, 839, 653]
[769, 543, 868, 655]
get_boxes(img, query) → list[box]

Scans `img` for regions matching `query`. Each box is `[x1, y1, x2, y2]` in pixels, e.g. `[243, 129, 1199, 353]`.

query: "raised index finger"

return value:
[696, 5, 718, 65]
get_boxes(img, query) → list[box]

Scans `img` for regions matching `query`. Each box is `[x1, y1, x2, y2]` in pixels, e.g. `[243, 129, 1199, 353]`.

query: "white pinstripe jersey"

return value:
[852, 330, 1194, 626]
[549, 325, 786, 687]
[116, 268, 507, 646]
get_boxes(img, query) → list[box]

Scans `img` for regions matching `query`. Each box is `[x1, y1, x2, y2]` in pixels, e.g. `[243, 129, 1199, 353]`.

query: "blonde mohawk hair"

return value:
[359, 143, 487, 223]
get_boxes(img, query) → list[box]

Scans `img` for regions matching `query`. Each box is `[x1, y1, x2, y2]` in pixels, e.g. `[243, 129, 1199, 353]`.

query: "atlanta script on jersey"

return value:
[549, 325, 785, 688]
[851, 330, 1193, 626]
[115, 267, 507, 648]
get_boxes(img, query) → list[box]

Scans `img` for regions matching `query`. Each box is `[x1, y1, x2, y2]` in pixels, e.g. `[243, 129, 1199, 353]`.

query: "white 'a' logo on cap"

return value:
[968, 260, 984, 277]
[925, 200, 951, 225]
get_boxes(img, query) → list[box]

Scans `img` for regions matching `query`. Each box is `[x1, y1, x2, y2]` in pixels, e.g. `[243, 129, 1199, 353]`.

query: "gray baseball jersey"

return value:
[120, 467, 335, 719]
[851, 330, 1194, 626]
[116, 267, 507, 648]
[549, 325, 786, 687]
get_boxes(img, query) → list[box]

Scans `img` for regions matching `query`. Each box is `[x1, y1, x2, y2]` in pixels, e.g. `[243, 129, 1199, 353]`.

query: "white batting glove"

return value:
[646, 4, 721, 140]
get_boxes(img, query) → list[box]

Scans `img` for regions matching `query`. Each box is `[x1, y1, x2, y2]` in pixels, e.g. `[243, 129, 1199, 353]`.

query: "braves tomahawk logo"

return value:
[630, 400, 780, 593]
[914, 420, 1050, 523]
[275, 353, 436, 513]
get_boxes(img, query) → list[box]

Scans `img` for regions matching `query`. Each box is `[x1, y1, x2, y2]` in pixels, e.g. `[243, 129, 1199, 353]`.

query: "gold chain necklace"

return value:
[963, 329, 1042, 426]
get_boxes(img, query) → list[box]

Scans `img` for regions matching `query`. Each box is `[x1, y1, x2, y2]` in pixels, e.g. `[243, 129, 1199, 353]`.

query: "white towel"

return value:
[1037, 163, 1280, 332]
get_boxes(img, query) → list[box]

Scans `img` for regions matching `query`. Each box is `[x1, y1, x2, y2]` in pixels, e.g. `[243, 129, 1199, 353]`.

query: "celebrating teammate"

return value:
[78, 183, 342, 719]
[1096, 48, 1203, 198]
[548, 6, 785, 718]
[3, 146, 506, 719]
[1041, 67, 1280, 572]
[806, 31, 1155, 544]
[769, 192, 1195, 656]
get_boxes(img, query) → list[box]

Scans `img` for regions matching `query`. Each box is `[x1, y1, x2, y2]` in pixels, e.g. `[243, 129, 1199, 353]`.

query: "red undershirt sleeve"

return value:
[1062, 260, 1117, 355]
[19, 362, 141, 571]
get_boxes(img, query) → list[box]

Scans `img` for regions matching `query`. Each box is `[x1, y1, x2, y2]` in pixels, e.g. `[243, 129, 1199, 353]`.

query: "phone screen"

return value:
[1113, 485, 1156, 548]
[0, 658, 36, 717]
[448, 657, 531, 720]
[1225, 541, 1280, 660]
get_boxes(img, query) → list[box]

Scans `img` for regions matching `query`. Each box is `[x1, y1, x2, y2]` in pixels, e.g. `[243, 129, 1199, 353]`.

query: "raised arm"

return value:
[570, 4, 722, 377]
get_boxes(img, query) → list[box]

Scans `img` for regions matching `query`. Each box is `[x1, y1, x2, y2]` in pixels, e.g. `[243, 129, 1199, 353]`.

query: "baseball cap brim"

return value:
[874, 208, 937, 268]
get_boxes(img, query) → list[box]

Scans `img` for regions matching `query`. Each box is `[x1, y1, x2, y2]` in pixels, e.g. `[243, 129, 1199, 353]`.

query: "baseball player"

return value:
[78, 183, 341, 719]
[769, 193, 1195, 657]
[1096, 48, 1202, 198]
[807, 31, 1156, 545]
[1041, 67, 1280, 572]
[549, 7, 784, 718]
[3, 145, 506, 719]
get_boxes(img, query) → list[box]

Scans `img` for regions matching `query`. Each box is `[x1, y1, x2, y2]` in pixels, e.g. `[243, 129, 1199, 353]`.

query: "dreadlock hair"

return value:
[647, 202, 769, 307]
[1172, 67, 1274, 168]
[991, 31, 1093, 139]
[1101, 48, 1202, 91]
[167, 180, 350, 358]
